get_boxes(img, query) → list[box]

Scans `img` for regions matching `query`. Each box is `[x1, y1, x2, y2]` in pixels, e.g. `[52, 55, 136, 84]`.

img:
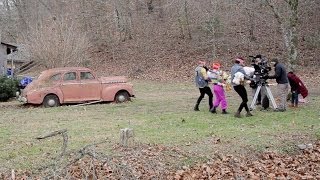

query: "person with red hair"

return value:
[207, 62, 229, 114]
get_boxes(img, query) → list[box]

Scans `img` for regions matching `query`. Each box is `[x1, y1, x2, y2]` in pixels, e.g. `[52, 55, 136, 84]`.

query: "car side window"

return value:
[63, 72, 77, 81]
[50, 73, 61, 81]
[80, 72, 95, 80]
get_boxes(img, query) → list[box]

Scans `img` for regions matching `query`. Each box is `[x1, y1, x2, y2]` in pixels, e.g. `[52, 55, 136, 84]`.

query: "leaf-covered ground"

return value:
[3, 61, 318, 179]
[1, 141, 319, 179]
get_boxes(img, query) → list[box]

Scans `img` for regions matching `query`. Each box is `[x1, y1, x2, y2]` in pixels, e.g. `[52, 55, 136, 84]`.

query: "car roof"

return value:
[42, 67, 91, 74]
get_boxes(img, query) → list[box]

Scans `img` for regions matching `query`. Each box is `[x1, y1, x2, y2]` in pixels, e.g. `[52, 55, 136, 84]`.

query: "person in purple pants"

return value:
[207, 62, 229, 114]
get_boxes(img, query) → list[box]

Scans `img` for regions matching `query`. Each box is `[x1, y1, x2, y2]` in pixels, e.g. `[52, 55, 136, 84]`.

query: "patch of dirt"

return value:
[0, 101, 37, 109]
[1, 141, 319, 179]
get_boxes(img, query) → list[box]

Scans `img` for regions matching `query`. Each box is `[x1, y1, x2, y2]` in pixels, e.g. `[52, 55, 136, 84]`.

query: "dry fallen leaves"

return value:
[1, 141, 319, 179]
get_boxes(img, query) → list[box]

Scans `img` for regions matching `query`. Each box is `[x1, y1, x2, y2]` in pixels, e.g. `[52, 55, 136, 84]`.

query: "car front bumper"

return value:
[18, 96, 27, 104]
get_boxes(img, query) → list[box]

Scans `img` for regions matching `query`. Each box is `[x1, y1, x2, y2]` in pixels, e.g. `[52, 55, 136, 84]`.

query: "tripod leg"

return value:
[265, 86, 278, 110]
[250, 85, 261, 110]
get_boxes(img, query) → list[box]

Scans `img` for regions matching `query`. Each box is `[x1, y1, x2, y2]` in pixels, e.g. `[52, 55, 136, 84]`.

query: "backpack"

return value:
[195, 66, 208, 88]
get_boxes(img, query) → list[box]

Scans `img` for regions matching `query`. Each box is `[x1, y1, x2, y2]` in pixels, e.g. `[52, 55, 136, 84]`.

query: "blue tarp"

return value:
[7, 68, 13, 76]
[20, 76, 33, 87]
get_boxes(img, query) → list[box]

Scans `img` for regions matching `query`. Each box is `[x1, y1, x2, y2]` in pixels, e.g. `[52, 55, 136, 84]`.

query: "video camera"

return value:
[249, 55, 272, 86]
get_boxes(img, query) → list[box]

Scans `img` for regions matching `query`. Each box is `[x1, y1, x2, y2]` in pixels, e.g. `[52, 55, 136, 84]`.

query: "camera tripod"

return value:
[249, 81, 278, 111]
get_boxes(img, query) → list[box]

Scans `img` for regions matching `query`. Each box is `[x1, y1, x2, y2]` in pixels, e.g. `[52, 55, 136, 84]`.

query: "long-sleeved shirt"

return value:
[268, 63, 288, 84]
[287, 72, 308, 98]
[230, 63, 250, 86]
[208, 69, 228, 85]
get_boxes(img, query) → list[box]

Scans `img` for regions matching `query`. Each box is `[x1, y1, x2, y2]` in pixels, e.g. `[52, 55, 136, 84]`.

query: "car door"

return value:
[60, 71, 81, 102]
[79, 71, 101, 101]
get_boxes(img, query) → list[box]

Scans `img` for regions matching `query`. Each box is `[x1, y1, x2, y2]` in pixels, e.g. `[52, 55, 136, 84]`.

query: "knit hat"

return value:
[198, 60, 206, 65]
[212, 63, 221, 70]
[235, 57, 244, 64]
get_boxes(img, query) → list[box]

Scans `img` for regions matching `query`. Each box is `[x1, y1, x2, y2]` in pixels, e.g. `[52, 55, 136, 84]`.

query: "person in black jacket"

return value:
[267, 58, 289, 112]
[194, 60, 213, 112]
[250, 56, 262, 105]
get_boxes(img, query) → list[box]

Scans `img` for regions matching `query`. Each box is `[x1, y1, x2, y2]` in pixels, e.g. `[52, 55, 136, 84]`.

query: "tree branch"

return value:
[36, 129, 68, 157]
[265, 0, 283, 25]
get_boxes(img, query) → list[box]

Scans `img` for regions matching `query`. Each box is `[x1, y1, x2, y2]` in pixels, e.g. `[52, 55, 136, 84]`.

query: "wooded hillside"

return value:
[0, 0, 319, 80]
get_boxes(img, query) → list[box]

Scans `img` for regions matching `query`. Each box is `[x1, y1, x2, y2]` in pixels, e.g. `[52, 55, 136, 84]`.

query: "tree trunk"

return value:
[184, 0, 192, 39]
[266, 0, 299, 71]
[287, 0, 299, 71]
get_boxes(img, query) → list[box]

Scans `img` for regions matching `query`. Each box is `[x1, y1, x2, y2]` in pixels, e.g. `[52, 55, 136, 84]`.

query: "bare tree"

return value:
[5, 0, 92, 68]
[25, 17, 91, 68]
[0, 0, 318, 80]
[266, 0, 299, 71]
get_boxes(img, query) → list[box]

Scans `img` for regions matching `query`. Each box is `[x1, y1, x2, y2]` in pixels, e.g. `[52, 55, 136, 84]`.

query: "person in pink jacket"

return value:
[207, 63, 228, 114]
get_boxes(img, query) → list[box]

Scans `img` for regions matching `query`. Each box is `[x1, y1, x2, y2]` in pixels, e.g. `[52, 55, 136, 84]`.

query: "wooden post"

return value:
[0, 32, 4, 75]
[120, 128, 134, 147]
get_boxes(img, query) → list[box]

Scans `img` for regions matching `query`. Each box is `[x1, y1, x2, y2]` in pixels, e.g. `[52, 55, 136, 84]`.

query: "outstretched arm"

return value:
[268, 66, 280, 79]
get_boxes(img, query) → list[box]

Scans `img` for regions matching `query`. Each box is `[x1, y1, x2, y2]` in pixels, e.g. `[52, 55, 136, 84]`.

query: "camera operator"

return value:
[266, 58, 289, 112]
[250, 55, 262, 105]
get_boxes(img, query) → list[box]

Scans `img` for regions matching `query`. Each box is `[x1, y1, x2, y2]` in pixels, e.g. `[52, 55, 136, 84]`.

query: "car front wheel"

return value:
[115, 91, 130, 103]
[43, 94, 60, 108]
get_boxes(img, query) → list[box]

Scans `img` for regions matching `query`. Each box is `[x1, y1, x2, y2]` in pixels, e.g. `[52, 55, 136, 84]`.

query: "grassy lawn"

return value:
[0, 80, 319, 171]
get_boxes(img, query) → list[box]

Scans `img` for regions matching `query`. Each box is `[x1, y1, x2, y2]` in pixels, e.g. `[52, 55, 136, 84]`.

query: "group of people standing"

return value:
[194, 57, 308, 118]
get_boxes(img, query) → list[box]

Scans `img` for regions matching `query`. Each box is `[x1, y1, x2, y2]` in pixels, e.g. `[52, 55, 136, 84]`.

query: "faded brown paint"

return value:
[21, 67, 134, 106]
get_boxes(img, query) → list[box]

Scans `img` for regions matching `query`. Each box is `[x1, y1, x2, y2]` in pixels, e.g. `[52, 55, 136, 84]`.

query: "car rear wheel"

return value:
[115, 91, 130, 103]
[43, 94, 60, 108]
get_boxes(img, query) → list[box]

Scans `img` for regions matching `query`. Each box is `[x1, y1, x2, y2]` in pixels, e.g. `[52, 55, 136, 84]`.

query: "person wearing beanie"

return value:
[268, 58, 289, 112]
[194, 60, 213, 111]
[207, 62, 229, 114]
[230, 57, 253, 118]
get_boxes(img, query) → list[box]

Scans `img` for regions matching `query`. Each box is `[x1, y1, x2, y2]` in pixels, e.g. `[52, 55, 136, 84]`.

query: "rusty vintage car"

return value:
[19, 67, 134, 107]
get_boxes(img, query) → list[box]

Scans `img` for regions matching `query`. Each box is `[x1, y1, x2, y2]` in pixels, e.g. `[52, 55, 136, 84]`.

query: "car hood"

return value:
[24, 80, 41, 92]
[99, 76, 128, 84]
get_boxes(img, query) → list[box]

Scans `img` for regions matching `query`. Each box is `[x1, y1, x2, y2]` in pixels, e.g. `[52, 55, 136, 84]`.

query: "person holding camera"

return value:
[267, 58, 289, 112]
[194, 60, 213, 111]
[230, 57, 253, 118]
[250, 56, 262, 105]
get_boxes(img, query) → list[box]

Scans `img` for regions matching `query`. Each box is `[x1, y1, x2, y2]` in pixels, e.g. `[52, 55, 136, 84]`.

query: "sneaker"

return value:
[234, 111, 241, 118]
[274, 108, 286, 112]
[279, 108, 286, 112]
[246, 112, 253, 117]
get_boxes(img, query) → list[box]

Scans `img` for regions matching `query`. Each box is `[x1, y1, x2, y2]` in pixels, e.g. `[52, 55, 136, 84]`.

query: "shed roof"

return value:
[1, 42, 18, 49]
[7, 45, 30, 62]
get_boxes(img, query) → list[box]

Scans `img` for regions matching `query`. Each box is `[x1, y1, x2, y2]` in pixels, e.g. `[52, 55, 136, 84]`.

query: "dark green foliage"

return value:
[0, 76, 19, 102]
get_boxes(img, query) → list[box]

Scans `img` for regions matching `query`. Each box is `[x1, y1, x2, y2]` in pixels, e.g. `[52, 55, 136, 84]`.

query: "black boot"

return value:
[222, 109, 228, 114]
[210, 106, 217, 113]
[194, 104, 200, 111]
